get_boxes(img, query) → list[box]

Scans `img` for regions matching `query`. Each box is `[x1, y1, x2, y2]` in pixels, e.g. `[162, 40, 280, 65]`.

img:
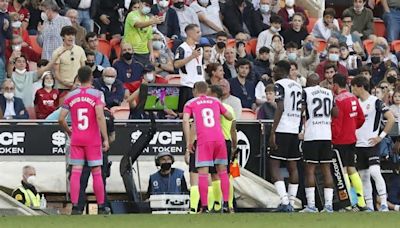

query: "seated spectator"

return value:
[367, 46, 396, 86]
[374, 37, 398, 66]
[257, 83, 276, 119]
[205, 62, 225, 85]
[171, 0, 200, 39]
[229, 59, 256, 109]
[150, 0, 180, 39]
[5, 35, 41, 66]
[112, 41, 144, 89]
[315, 44, 348, 81]
[147, 152, 188, 198]
[319, 35, 340, 61]
[342, 0, 375, 40]
[26, 0, 42, 35]
[85, 32, 111, 68]
[383, 67, 399, 92]
[319, 63, 337, 90]
[0, 79, 29, 119]
[339, 42, 362, 76]
[151, 32, 174, 77]
[277, 0, 309, 31]
[256, 14, 283, 53]
[222, 0, 265, 38]
[7, 52, 62, 108]
[190, 0, 224, 38]
[297, 35, 319, 77]
[371, 86, 384, 101]
[11, 166, 40, 208]
[336, 13, 364, 55]
[359, 65, 372, 81]
[8, 12, 31, 47]
[96, 0, 123, 39]
[8, 0, 30, 30]
[269, 35, 286, 68]
[289, 62, 305, 86]
[281, 12, 308, 47]
[34, 71, 59, 119]
[126, 64, 168, 94]
[93, 67, 126, 109]
[85, 50, 103, 79]
[210, 31, 228, 64]
[235, 32, 253, 61]
[253, 0, 274, 27]
[219, 78, 242, 119]
[66, 9, 86, 47]
[253, 46, 272, 82]
[222, 47, 237, 79]
[311, 7, 339, 41]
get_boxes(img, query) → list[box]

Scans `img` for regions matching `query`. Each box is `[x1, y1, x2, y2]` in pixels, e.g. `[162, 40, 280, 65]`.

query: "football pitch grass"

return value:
[1, 212, 399, 228]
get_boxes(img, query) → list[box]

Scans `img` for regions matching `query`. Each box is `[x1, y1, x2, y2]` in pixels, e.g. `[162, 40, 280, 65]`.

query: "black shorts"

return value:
[189, 140, 231, 173]
[333, 144, 356, 167]
[269, 133, 301, 161]
[302, 140, 333, 163]
[178, 86, 194, 113]
[355, 147, 380, 170]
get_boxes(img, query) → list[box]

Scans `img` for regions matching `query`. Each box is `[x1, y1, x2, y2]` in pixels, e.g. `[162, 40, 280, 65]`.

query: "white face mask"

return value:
[153, 40, 165, 50]
[12, 44, 22, 51]
[260, 4, 270, 14]
[11, 21, 22, 29]
[44, 82, 54, 88]
[158, 0, 169, 8]
[328, 53, 339, 62]
[145, 73, 154, 82]
[4, 92, 14, 100]
[285, 0, 295, 7]
[26, 175, 36, 186]
[270, 26, 281, 33]
[103, 77, 115, 85]
[198, 0, 209, 6]
[15, 69, 27, 74]
[41, 12, 48, 21]
[141, 6, 151, 15]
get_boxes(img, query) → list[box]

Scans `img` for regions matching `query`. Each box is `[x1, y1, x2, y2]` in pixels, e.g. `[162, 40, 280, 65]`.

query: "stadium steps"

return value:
[0, 190, 40, 216]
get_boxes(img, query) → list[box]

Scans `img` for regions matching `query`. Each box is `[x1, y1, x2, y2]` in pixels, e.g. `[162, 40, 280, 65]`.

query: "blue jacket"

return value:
[0, 95, 29, 119]
[93, 78, 125, 108]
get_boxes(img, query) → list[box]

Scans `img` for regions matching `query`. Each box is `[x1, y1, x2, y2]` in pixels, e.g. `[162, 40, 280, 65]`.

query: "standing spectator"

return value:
[269, 35, 286, 68]
[53, 26, 86, 93]
[85, 32, 111, 68]
[1, 0, 12, 85]
[150, 0, 180, 39]
[171, 0, 200, 39]
[202, 43, 213, 67]
[254, 0, 274, 27]
[281, 12, 308, 47]
[228, 59, 256, 109]
[190, 0, 224, 39]
[277, 0, 308, 31]
[257, 83, 276, 119]
[26, 0, 42, 35]
[381, 0, 400, 43]
[315, 44, 348, 81]
[34, 71, 59, 119]
[37, 0, 71, 60]
[210, 31, 228, 64]
[8, 0, 30, 30]
[288, 62, 305, 86]
[85, 50, 104, 79]
[124, 0, 163, 65]
[5, 35, 41, 66]
[113, 41, 144, 91]
[222, 47, 237, 79]
[93, 67, 126, 108]
[9, 12, 31, 47]
[64, 0, 97, 33]
[235, 32, 253, 62]
[343, 0, 375, 40]
[319, 63, 337, 90]
[311, 8, 339, 41]
[96, 0, 124, 39]
[66, 9, 87, 47]
[219, 78, 242, 119]
[0, 79, 29, 119]
[256, 14, 283, 54]
[151, 32, 175, 77]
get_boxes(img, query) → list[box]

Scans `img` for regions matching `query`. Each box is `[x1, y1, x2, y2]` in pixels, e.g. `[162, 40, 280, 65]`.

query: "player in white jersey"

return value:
[351, 76, 395, 211]
[269, 60, 303, 212]
[299, 73, 337, 213]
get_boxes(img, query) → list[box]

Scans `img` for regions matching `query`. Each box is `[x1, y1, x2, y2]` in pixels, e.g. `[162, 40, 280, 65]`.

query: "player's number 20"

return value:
[202, 108, 215, 128]
[77, 108, 89, 130]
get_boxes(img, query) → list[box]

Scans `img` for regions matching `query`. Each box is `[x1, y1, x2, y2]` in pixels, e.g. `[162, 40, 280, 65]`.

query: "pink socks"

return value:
[70, 167, 82, 204]
[218, 170, 230, 202]
[92, 168, 105, 205]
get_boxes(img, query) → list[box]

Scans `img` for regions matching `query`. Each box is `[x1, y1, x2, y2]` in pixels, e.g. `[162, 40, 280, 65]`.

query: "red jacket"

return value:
[315, 60, 349, 81]
[331, 90, 365, 145]
[277, 6, 309, 31]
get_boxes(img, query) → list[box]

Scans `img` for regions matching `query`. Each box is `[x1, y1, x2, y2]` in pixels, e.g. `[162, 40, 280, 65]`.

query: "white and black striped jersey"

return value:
[302, 85, 334, 141]
[274, 78, 302, 134]
[356, 95, 389, 147]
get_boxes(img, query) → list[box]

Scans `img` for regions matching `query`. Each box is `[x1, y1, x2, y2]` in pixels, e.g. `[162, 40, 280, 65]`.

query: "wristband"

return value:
[379, 132, 387, 139]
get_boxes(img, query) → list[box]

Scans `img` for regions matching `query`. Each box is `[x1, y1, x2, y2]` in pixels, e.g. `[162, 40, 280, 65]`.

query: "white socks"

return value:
[288, 184, 299, 206]
[305, 187, 315, 208]
[324, 188, 334, 207]
[274, 181, 289, 205]
[369, 165, 388, 206]
[359, 169, 373, 210]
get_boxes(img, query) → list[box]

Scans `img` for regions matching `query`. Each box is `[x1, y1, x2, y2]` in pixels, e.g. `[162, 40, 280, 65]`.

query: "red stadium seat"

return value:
[391, 40, 400, 53]
[110, 37, 121, 58]
[26, 107, 37, 119]
[240, 108, 257, 120]
[307, 17, 317, 33]
[97, 38, 111, 58]
[29, 35, 42, 55]
[373, 19, 386, 37]
[166, 74, 181, 84]
[111, 106, 130, 120]
[363, 39, 374, 55]
[227, 39, 236, 48]
[246, 38, 257, 56]
[315, 38, 327, 52]
[167, 39, 174, 50]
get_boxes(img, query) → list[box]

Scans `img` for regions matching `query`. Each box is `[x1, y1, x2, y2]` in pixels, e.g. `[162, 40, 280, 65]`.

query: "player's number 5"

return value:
[202, 108, 215, 128]
[77, 108, 89, 130]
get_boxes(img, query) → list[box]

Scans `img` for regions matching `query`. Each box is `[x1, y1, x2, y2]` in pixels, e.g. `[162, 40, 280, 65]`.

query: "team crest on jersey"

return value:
[53, 94, 57, 100]
[153, 181, 159, 189]
[176, 178, 181, 187]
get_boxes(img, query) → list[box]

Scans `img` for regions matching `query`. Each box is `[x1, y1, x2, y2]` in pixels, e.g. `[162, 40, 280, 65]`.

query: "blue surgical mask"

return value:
[328, 53, 339, 62]
[287, 52, 297, 62]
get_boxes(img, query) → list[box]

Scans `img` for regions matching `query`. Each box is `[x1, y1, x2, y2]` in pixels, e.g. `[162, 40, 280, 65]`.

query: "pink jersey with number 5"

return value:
[62, 87, 104, 146]
[184, 95, 227, 144]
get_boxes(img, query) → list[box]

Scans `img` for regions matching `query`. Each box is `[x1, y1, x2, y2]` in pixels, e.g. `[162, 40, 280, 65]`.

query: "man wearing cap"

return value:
[147, 152, 188, 198]
[125, 64, 168, 94]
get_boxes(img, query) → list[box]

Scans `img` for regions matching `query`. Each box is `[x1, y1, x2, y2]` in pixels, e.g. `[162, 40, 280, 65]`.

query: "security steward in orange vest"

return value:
[12, 165, 41, 208]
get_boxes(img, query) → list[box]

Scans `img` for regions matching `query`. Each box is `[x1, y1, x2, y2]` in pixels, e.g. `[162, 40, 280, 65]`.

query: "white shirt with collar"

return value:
[4, 98, 16, 118]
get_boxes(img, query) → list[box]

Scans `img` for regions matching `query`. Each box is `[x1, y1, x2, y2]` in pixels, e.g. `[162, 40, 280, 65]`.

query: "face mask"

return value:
[11, 21, 22, 29]
[173, 2, 185, 9]
[216, 41, 226, 49]
[86, 61, 95, 67]
[328, 53, 339, 62]
[159, 0, 169, 8]
[160, 162, 172, 171]
[4, 92, 14, 100]
[270, 26, 281, 33]
[304, 42, 314, 51]
[103, 77, 115, 85]
[122, 52, 133, 61]
[141, 6, 151, 15]
[285, 0, 295, 7]
[145, 73, 155, 82]
[15, 68, 27, 74]
[387, 76, 397, 84]
[371, 56, 381, 64]
[12, 44, 22, 51]
[26, 175, 36, 186]
[41, 12, 48, 21]
[44, 82, 54, 88]
[152, 40, 165, 50]
[260, 4, 270, 14]
[198, 0, 209, 6]
[287, 52, 297, 62]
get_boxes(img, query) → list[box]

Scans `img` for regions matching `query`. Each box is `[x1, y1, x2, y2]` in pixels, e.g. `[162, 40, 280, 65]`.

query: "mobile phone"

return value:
[195, 44, 200, 50]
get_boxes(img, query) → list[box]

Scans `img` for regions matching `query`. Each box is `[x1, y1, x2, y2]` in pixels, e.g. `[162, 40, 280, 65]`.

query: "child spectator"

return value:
[34, 71, 59, 119]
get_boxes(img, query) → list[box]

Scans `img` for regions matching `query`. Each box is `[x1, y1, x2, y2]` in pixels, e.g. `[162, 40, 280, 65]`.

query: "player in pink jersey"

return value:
[59, 66, 110, 215]
[182, 81, 233, 213]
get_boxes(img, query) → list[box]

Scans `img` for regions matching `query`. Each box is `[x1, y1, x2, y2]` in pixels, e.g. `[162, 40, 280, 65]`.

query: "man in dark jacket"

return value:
[93, 67, 126, 109]
[95, 0, 124, 39]
[0, 79, 29, 119]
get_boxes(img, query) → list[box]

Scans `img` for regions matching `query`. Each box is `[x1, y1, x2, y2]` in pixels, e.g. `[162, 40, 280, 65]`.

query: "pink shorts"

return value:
[195, 141, 228, 167]
[69, 145, 103, 167]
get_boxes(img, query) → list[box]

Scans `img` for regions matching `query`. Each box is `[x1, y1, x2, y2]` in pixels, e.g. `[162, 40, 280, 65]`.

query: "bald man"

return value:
[112, 42, 144, 87]
[66, 9, 87, 47]
[93, 67, 127, 109]
[219, 79, 242, 119]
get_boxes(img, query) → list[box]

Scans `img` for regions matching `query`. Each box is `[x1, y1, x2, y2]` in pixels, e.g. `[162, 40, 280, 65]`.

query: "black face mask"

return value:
[216, 41, 226, 49]
[122, 52, 133, 61]
[371, 56, 381, 64]
[160, 162, 172, 171]
[86, 62, 95, 67]
[387, 76, 397, 84]
[174, 2, 185, 9]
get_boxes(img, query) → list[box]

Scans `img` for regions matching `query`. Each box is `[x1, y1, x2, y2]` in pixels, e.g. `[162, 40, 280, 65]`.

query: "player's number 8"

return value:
[77, 108, 89, 130]
[202, 108, 215, 128]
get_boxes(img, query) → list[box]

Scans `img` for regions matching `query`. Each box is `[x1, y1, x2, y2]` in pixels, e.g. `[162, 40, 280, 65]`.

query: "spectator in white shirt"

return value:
[190, 0, 223, 38]
[311, 8, 339, 41]
[256, 14, 283, 54]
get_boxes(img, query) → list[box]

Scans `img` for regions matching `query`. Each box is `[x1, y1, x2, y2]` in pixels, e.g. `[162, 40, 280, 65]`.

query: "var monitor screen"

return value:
[144, 84, 181, 111]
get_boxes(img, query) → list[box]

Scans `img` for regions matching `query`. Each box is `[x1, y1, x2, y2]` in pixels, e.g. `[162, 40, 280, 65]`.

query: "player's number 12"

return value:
[77, 108, 89, 130]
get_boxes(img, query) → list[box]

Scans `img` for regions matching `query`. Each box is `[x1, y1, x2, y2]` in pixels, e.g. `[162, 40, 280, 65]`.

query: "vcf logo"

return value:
[0, 132, 25, 145]
[237, 131, 250, 167]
